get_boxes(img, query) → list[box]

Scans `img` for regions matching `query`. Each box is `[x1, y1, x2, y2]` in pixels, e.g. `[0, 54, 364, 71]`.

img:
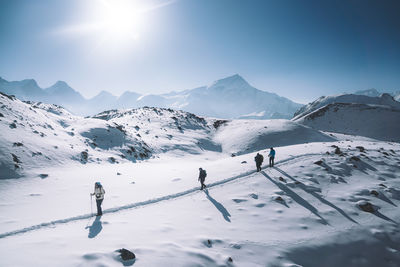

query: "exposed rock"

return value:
[370, 190, 379, 196]
[357, 200, 377, 213]
[11, 153, 21, 163]
[13, 142, 23, 147]
[356, 146, 365, 152]
[80, 151, 88, 162]
[314, 160, 323, 166]
[213, 119, 228, 129]
[117, 248, 136, 261]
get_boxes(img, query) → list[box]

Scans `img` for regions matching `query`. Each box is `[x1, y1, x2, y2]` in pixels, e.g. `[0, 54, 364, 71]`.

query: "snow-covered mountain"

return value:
[0, 75, 302, 119]
[354, 88, 400, 101]
[0, 77, 87, 113]
[293, 93, 400, 119]
[166, 74, 302, 119]
[0, 92, 330, 178]
[0, 77, 46, 101]
[293, 93, 400, 141]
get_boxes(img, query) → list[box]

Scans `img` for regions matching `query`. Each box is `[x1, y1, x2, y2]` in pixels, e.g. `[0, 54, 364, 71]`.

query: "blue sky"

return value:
[0, 0, 399, 103]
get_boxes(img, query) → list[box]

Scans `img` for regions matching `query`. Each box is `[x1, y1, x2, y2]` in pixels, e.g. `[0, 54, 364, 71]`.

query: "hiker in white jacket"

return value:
[91, 182, 105, 216]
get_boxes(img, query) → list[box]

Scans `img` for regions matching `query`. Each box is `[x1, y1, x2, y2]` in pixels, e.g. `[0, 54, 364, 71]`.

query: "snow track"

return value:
[0, 153, 322, 239]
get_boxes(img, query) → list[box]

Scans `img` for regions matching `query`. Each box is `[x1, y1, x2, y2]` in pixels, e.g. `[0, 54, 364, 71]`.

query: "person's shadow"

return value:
[204, 189, 231, 222]
[86, 216, 103, 238]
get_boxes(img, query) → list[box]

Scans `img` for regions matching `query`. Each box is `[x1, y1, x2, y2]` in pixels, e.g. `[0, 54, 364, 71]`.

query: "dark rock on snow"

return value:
[117, 248, 136, 261]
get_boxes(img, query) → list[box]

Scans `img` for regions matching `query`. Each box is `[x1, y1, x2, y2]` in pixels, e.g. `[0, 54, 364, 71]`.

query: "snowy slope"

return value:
[0, 140, 399, 266]
[214, 119, 335, 155]
[394, 92, 400, 102]
[293, 93, 400, 120]
[0, 93, 151, 179]
[0, 92, 334, 179]
[93, 108, 335, 157]
[93, 107, 219, 155]
[292, 93, 400, 142]
[294, 103, 400, 142]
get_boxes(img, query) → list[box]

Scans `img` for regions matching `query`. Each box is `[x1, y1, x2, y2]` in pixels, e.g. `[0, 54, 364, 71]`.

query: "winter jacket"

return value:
[255, 154, 264, 163]
[199, 170, 207, 181]
[269, 149, 275, 157]
[93, 186, 105, 200]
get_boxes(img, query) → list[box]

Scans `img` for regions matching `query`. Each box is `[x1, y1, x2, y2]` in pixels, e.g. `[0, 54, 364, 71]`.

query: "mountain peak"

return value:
[92, 90, 116, 99]
[46, 81, 74, 94]
[210, 74, 250, 89]
[53, 81, 71, 88]
[21, 79, 39, 87]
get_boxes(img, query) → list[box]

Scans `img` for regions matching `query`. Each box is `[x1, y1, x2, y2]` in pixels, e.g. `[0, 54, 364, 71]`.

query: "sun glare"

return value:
[58, 0, 175, 54]
[99, 0, 144, 41]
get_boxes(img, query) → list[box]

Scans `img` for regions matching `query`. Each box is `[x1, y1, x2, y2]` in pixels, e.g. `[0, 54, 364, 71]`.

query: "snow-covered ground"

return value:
[1, 139, 400, 266]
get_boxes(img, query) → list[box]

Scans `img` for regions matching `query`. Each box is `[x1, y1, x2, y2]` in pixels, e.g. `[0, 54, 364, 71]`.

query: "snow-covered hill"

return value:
[292, 94, 400, 142]
[0, 75, 302, 119]
[0, 92, 332, 179]
[293, 93, 400, 120]
[0, 93, 151, 179]
[294, 102, 400, 142]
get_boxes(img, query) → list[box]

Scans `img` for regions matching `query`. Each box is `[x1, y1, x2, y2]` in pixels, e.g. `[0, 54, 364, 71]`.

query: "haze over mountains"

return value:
[0, 75, 302, 119]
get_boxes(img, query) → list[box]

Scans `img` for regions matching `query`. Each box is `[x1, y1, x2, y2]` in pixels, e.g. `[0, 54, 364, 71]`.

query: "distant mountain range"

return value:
[0, 75, 302, 119]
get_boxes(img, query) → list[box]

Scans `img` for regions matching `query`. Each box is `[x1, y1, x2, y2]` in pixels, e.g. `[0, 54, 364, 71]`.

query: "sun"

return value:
[99, 0, 145, 41]
[58, 0, 175, 54]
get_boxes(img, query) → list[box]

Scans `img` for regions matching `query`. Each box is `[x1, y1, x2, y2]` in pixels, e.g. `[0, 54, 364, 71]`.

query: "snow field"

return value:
[1, 140, 400, 266]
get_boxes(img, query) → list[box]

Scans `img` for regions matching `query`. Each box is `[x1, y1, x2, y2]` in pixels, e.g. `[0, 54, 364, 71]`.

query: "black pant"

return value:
[96, 199, 103, 216]
[269, 156, 274, 167]
[256, 162, 262, 172]
[200, 179, 206, 190]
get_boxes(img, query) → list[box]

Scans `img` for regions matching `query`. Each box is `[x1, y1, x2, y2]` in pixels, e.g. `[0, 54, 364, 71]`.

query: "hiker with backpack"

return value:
[254, 153, 264, 172]
[268, 147, 275, 167]
[198, 168, 207, 190]
[91, 182, 105, 216]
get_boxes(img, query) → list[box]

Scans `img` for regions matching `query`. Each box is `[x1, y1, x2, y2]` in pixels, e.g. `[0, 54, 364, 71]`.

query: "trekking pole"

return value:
[90, 194, 93, 217]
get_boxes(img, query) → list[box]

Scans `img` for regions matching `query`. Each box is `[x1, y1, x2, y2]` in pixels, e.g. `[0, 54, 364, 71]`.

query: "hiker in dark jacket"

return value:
[91, 182, 105, 216]
[198, 168, 207, 190]
[254, 153, 264, 172]
[268, 147, 276, 167]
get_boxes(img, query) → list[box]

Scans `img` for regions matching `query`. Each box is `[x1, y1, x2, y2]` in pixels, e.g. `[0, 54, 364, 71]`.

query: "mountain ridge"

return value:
[0, 75, 302, 119]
